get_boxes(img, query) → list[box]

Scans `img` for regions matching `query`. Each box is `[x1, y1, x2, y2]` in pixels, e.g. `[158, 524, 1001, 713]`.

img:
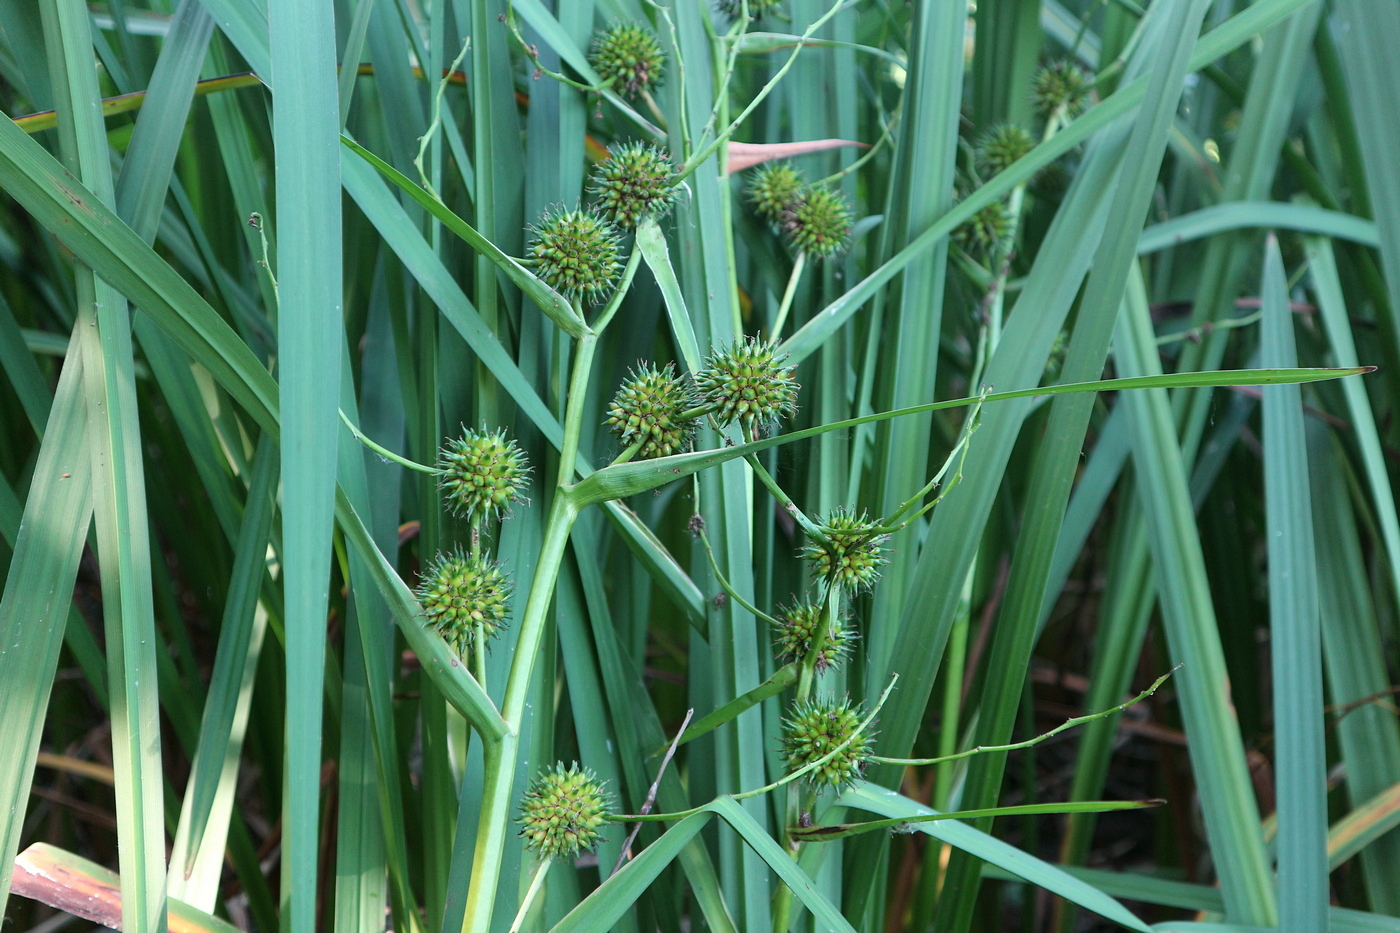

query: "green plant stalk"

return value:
[458, 332, 597, 933]
[771, 251, 807, 338]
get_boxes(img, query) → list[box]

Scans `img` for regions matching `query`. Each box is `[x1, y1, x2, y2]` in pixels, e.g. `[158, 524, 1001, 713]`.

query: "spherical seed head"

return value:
[606, 362, 697, 459]
[416, 549, 512, 656]
[438, 428, 530, 522]
[975, 123, 1035, 178]
[802, 507, 888, 591]
[954, 199, 1012, 257]
[589, 23, 665, 98]
[590, 142, 678, 229]
[1033, 60, 1092, 121]
[782, 697, 875, 790]
[695, 336, 799, 433]
[782, 186, 852, 259]
[518, 762, 610, 859]
[772, 599, 856, 673]
[717, 0, 783, 19]
[747, 163, 804, 226]
[527, 206, 623, 304]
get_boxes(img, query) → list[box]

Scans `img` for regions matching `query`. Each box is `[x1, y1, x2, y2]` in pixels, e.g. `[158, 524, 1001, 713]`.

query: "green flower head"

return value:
[802, 507, 888, 591]
[438, 427, 530, 522]
[747, 162, 804, 226]
[606, 362, 698, 459]
[590, 142, 678, 229]
[772, 599, 856, 673]
[975, 123, 1035, 179]
[782, 186, 853, 259]
[1033, 60, 1092, 121]
[716, 0, 783, 20]
[954, 199, 1012, 257]
[416, 549, 512, 656]
[782, 696, 876, 790]
[518, 762, 611, 859]
[589, 23, 665, 98]
[695, 336, 800, 434]
[527, 206, 623, 304]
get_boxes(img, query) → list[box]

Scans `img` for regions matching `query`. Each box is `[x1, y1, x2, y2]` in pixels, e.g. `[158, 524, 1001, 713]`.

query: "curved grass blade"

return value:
[841, 784, 1153, 933]
[571, 367, 1370, 506]
[791, 799, 1163, 843]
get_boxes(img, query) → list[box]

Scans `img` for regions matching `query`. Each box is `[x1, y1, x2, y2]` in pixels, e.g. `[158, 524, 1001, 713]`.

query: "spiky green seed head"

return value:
[1033, 60, 1092, 121]
[782, 697, 875, 790]
[527, 206, 623, 303]
[975, 123, 1035, 178]
[695, 336, 799, 433]
[518, 762, 610, 859]
[772, 599, 856, 673]
[589, 23, 665, 98]
[954, 199, 1012, 257]
[782, 186, 852, 259]
[716, 0, 783, 19]
[416, 549, 511, 656]
[606, 362, 697, 459]
[802, 507, 888, 591]
[590, 142, 678, 229]
[747, 162, 804, 225]
[438, 428, 530, 522]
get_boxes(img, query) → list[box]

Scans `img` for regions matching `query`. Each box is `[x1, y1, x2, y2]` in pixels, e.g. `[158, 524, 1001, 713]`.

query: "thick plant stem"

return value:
[459, 331, 595, 933]
[458, 493, 579, 933]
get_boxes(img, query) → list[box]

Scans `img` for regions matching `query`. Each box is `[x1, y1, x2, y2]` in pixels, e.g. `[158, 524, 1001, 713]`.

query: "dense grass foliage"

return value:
[1, 0, 1398, 931]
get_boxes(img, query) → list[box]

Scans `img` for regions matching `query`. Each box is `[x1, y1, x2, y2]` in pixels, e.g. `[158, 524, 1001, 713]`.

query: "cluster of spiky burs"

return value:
[772, 599, 855, 673]
[954, 198, 1013, 258]
[527, 206, 623, 304]
[694, 336, 800, 436]
[416, 550, 512, 656]
[1033, 59, 1093, 122]
[518, 762, 611, 859]
[782, 697, 876, 790]
[745, 162, 853, 259]
[438, 428, 531, 523]
[609, 336, 798, 456]
[588, 23, 664, 98]
[802, 506, 888, 591]
[716, 0, 783, 20]
[590, 142, 678, 229]
[419, 428, 531, 659]
[607, 362, 697, 458]
[974, 123, 1035, 179]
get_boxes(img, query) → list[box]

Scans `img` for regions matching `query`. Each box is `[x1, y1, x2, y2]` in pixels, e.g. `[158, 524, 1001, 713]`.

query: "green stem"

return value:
[459, 493, 580, 933]
[340, 409, 439, 474]
[876, 667, 1178, 768]
[460, 331, 598, 933]
[559, 333, 599, 485]
[508, 858, 553, 933]
[771, 250, 807, 338]
[594, 246, 645, 334]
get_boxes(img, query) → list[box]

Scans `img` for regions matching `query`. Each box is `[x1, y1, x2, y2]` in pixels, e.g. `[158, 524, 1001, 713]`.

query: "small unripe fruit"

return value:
[606, 362, 697, 459]
[527, 206, 623, 303]
[717, 0, 783, 19]
[416, 549, 512, 656]
[954, 199, 1012, 257]
[438, 428, 530, 522]
[590, 142, 678, 229]
[1033, 60, 1092, 121]
[782, 186, 852, 259]
[518, 762, 610, 859]
[772, 599, 855, 673]
[975, 123, 1035, 178]
[747, 162, 804, 226]
[589, 23, 665, 99]
[782, 697, 875, 790]
[802, 507, 888, 591]
[695, 336, 799, 434]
